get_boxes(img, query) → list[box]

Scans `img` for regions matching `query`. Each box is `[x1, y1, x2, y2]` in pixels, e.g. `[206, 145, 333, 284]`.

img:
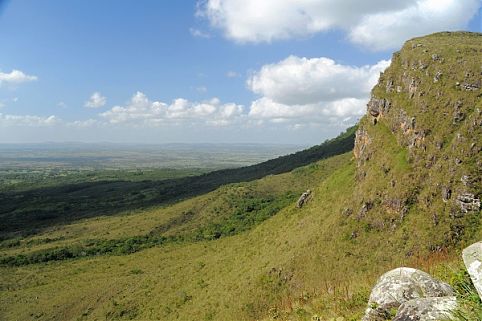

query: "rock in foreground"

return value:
[362, 267, 454, 321]
[392, 296, 456, 321]
[462, 241, 482, 299]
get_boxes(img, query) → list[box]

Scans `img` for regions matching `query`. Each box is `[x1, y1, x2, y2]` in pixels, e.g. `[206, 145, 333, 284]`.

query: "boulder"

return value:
[296, 190, 312, 208]
[462, 241, 482, 299]
[441, 186, 451, 202]
[456, 193, 481, 213]
[433, 71, 443, 83]
[362, 267, 454, 321]
[392, 296, 457, 321]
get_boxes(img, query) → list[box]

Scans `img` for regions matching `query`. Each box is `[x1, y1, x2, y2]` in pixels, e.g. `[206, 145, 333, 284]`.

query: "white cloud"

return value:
[349, 0, 482, 50]
[248, 97, 368, 125]
[248, 56, 390, 105]
[198, 0, 480, 50]
[0, 113, 59, 126]
[85, 92, 107, 108]
[67, 119, 100, 128]
[189, 27, 211, 38]
[0, 69, 38, 86]
[226, 71, 240, 78]
[100, 92, 244, 127]
[247, 56, 389, 124]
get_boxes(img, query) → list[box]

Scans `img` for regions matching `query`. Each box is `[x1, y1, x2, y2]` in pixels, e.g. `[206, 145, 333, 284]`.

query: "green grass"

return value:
[0, 126, 356, 239]
[0, 32, 481, 321]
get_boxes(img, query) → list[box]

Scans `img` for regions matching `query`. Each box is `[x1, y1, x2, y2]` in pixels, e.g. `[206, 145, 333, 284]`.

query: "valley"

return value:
[0, 32, 481, 321]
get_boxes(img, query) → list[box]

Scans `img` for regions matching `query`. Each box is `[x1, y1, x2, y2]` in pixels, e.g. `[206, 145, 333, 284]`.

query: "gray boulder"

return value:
[362, 267, 454, 321]
[456, 193, 481, 213]
[462, 241, 482, 299]
[393, 296, 457, 321]
[296, 190, 312, 208]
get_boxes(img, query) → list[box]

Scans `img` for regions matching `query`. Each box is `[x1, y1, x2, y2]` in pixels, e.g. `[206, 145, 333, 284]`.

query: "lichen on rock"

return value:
[362, 267, 453, 321]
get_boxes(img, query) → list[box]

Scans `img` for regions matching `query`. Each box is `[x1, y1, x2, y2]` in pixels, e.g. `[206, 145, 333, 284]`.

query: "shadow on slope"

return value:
[0, 126, 356, 238]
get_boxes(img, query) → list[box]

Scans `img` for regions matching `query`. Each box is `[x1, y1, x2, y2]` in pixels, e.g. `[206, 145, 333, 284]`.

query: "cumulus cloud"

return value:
[85, 92, 107, 108]
[349, 0, 482, 50]
[100, 91, 244, 127]
[198, 0, 480, 50]
[248, 56, 389, 105]
[247, 56, 389, 124]
[0, 69, 38, 86]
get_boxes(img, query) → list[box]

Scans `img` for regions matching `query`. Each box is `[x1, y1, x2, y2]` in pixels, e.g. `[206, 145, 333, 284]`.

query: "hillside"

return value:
[0, 126, 355, 239]
[0, 32, 481, 321]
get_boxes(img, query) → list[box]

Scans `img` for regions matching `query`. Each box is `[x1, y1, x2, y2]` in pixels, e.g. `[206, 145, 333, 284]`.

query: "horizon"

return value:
[0, 0, 480, 144]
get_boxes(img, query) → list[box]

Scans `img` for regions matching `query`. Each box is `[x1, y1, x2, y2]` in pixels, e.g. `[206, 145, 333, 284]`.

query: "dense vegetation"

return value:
[0, 32, 480, 321]
[0, 191, 297, 266]
[0, 126, 355, 238]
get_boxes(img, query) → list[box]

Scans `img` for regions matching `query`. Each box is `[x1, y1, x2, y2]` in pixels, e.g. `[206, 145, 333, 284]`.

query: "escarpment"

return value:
[351, 32, 481, 251]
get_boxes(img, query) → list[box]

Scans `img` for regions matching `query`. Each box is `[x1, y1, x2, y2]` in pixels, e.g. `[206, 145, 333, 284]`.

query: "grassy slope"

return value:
[0, 126, 355, 238]
[0, 32, 481, 321]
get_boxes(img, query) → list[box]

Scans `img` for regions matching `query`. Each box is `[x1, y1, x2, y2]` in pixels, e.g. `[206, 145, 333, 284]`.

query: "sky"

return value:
[0, 0, 480, 144]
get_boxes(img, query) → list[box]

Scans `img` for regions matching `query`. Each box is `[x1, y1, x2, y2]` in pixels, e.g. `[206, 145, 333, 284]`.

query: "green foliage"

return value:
[0, 126, 356, 239]
[449, 268, 482, 321]
[1, 32, 481, 321]
[0, 192, 295, 266]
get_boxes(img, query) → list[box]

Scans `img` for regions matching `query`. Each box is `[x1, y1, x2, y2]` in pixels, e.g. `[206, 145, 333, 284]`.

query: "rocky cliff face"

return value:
[352, 32, 481, 252]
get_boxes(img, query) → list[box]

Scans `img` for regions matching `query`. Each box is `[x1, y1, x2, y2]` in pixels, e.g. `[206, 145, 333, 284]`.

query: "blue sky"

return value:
[0, 0, 480, 144]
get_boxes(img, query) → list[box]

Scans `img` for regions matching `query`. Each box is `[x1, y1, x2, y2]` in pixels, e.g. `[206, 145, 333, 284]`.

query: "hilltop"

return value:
[0, 32, 481, 321]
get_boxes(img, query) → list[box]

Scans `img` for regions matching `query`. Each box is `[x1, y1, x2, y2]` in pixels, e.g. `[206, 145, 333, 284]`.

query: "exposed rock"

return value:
[462, 241, 482, 299]
[453, 100, 465, 124]
[461, 175, 471, 187]
[462, 81, 481, 91]
[409, 78, 419, 98]
[296, 190, 312, 208]
[418, 60, 428, 70]
[386, 79, 394, 92]
[342, 208, 353, 217]
[383, 198, 406, 216]
[433, 71, 443, 83]
[431, 54, 441, 61]
[397, 110, 416, 135]
[354, 128, 371, 165]
[412, 43, 423, 49]
[392, 296, 457, 321]
[409, 130, 427, 149]
[441, 186, 451, 202]
[367, 98, 391, 121]
[362, 267, 454, 321]
[456, 193, 481, 213]
[357, 202, 373, 221]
